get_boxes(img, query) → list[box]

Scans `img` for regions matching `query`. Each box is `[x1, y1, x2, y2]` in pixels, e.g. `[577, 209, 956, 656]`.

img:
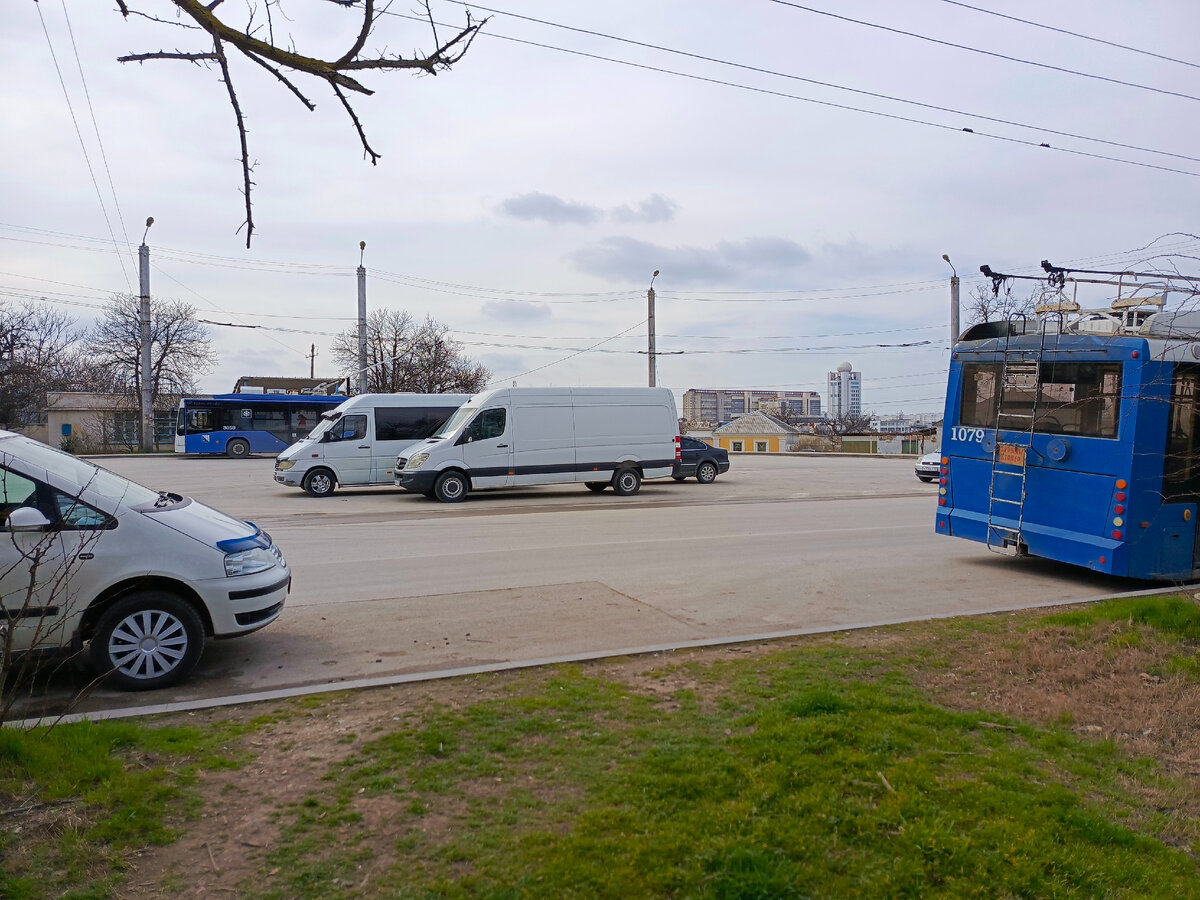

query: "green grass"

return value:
[0, 718, 254, 900]
[4, 596, 1200, 899]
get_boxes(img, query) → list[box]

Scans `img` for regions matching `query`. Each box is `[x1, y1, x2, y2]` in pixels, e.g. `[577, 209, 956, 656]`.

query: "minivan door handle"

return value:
[357, 444, 370, 449]
[496, 443, 509, 448]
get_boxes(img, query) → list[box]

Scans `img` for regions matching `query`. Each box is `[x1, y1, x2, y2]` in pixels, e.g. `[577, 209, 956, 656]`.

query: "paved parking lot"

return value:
[8, 452, 1143, 722]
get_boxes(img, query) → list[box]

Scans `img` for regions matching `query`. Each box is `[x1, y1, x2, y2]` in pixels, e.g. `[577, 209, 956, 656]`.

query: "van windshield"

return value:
[432, 406, 476, 440]
[3, 436, 161, 508]
[306, 410, 342, 441]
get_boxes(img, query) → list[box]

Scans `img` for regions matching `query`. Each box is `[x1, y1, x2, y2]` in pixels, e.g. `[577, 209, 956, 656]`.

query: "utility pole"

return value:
[357, 241, 367, 395]
[943, 254, 960, 344]
[307, 343, 318, 378]
[648, 269, 659, 387]
[139, 217, 154, 452]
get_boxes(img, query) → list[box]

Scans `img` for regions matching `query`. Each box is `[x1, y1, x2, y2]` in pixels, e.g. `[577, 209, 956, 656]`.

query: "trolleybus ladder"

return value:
[986, 317, 1048, 554]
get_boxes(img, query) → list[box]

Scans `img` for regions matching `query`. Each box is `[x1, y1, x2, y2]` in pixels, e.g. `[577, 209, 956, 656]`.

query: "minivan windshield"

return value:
[432, 406, 476, 440]
[2, 436, 161, 507]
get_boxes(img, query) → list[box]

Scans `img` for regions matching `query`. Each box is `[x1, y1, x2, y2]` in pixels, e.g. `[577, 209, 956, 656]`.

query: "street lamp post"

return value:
[943, 254, 960, 345]
[648, 269, 659, 387]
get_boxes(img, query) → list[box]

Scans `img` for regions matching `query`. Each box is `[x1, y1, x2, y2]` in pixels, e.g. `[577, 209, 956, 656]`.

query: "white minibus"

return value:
[273, 393, 469, 496]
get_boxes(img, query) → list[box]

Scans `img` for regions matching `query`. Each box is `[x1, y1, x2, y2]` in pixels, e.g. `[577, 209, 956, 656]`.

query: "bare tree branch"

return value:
[118, 51, 219, 62]
[116, 0, 487, 245]
[209, 35, 256, 245]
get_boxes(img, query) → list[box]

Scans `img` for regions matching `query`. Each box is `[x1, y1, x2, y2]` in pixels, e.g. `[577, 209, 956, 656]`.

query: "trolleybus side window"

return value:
[958, 362, 1121, 438]
[1164, 366, 1200, 501]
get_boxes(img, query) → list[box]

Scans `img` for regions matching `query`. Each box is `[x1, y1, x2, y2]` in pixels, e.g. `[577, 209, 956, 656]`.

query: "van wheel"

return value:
[89, 591, 205, 691]
[585, 482, 607, 493]
[226, 438, 250, 459]
[434, 471, 469, 503]
[611, 468, 641, 496]
[696, 461, 719, 484]
[303, 469, 336, 497]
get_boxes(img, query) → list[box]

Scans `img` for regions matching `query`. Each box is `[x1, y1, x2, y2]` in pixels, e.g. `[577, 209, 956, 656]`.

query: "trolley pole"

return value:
[943, 254, 960, 344]
[139, 217, 154, 452]
[357, 241, 367, 396]
[648, 269, 659, 387]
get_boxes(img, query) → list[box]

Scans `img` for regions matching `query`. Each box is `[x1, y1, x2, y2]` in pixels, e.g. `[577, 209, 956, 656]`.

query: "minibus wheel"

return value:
[302, 468, 336, 497]
[434, 471, 469, 503]
[89, 591, 205, 691]
[611, 468, 642, 496]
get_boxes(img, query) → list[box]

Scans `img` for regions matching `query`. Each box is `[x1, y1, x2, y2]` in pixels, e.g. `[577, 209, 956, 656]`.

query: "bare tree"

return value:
[115, 1, 486, 246]
[85, 295, 217, 446]
[0, 302, 117, 431]
[965, 282, 1037, 327]
[330, 309, 489, 394]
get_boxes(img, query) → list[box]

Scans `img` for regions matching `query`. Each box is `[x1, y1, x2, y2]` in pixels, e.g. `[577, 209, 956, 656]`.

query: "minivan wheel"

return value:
[226, 438, 251, 459]
[434, 471, 469, 503]
[611, 468, 641, 496]
[696, 461, 719, 484]
[585, 482, 607, 493]
[89, 591, 205, 691]
[303, 469, 336, 497]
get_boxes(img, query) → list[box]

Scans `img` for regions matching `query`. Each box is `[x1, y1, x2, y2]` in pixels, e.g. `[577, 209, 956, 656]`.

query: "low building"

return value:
[44, 392, 176, 453]
[713, 410, 801, 453]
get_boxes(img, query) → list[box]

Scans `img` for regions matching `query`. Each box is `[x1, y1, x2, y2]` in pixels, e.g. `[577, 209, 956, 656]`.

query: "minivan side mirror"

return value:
[4, 507, 52, 532]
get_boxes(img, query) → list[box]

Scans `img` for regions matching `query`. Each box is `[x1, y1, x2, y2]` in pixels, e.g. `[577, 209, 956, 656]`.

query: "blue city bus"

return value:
[175, 394, 348, 457]
[936, 262, 1200, 580]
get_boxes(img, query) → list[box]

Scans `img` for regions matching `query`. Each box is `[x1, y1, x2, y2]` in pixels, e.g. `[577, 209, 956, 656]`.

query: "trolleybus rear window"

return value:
[959, 362, 1121, 438]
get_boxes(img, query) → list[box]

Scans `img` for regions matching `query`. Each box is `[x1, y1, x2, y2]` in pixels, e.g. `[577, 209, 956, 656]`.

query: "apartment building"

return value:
[682, 389, 821, 426]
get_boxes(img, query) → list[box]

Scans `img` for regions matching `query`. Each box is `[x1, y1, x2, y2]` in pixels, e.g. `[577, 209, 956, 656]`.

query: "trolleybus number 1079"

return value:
[949, 426, 985, 443]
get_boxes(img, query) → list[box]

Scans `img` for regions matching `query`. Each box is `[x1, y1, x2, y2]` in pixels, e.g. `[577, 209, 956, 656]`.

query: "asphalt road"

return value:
[7, 453, 1145, 721]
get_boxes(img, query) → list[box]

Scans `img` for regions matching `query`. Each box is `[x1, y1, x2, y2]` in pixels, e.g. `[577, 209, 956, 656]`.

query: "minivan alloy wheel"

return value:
[90, 591, 205, 691]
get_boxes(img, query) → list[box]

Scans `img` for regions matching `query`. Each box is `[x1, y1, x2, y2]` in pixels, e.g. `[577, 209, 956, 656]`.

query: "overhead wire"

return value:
[936, 0, 1200, 71]
[766, 0, 1200, 104]
[392, 13, 1200, 178]
[440, 1, 1200, 166]
[32, 2, 133, 292]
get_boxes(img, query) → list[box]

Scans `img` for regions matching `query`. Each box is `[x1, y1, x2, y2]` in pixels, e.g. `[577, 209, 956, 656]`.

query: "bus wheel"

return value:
[303, 468, 336, 497]
[226, 438, 251, 459]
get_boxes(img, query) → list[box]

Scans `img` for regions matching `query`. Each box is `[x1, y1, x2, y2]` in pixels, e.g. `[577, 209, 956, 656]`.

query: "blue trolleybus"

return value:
[175, 394, 348, 457]
[937, 261, 1200, 580]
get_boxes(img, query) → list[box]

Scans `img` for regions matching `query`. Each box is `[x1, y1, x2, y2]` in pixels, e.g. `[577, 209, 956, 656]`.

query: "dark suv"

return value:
[673, 436, 730, 484]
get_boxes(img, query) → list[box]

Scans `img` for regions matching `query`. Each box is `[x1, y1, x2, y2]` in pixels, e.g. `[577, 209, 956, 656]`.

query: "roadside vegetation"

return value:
[4, 594, 1200, 898]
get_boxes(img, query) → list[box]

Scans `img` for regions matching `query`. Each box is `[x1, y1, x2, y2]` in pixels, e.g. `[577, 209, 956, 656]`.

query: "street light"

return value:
[943, 254, 960, 343]
[648, 270, 660, 387]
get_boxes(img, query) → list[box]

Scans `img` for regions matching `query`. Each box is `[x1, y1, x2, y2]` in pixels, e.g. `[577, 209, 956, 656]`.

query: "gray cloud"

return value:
[568, 235, 815, 286]
[612, 194, 679, 224]
[496, 192, 602, 226]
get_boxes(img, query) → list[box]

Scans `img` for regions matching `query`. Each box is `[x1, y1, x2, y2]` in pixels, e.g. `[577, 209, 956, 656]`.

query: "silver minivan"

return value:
[0, 430, 289, 690]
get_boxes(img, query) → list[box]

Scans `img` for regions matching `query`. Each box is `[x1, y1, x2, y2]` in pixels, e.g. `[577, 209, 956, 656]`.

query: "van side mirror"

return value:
[5, 507, 52, 532]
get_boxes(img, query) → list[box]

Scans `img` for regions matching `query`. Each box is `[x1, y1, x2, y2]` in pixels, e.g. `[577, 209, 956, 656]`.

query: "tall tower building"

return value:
[827, 362, 861, 419]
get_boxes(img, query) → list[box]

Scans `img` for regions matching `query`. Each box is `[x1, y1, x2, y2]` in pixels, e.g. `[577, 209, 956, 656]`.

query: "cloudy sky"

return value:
[4, 0, 1199, 415]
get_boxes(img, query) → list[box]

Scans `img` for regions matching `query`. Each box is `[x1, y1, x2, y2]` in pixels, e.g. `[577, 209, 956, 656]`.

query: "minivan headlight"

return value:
[224, 547, 278, 577]
[406, 452, 430, 470]
[275, 459, 295, 471]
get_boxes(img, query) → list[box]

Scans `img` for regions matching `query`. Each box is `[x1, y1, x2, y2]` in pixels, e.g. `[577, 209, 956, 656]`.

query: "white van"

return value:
[395, 387, 679, 502]
[273, 393, 469, 497]
[0, 429, 288, 691]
